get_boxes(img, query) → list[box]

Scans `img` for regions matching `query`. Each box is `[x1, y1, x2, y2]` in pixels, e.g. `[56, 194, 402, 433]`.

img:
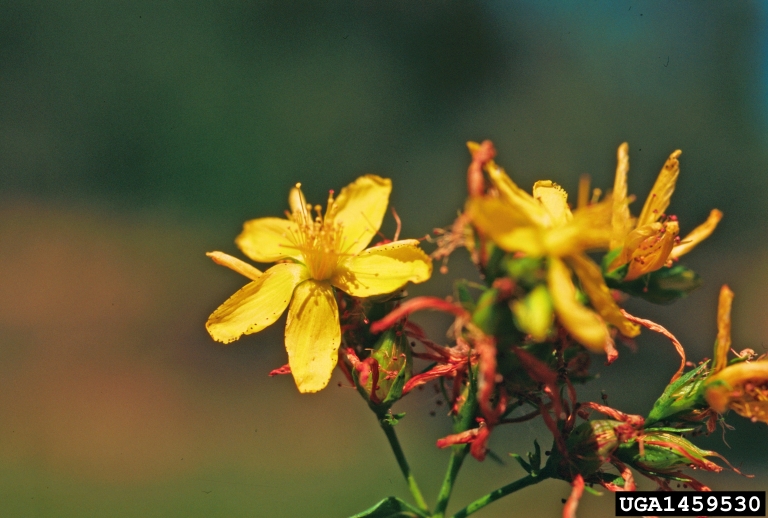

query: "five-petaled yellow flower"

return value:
[606, 143, 722, 280]
[705, 285, 768, 423]
[466, 148, 639, 352]
[206, 175, 432, 393]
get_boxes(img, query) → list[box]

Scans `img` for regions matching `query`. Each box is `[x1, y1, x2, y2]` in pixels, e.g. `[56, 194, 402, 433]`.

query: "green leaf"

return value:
[349, 496, 428, 518]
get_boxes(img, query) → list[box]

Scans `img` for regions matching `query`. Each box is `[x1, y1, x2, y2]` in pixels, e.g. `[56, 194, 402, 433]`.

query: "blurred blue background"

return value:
[1, 1, 767, 516]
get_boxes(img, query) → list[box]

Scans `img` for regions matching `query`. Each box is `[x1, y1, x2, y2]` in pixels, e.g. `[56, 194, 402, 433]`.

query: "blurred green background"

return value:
[1, 1, 767, 516]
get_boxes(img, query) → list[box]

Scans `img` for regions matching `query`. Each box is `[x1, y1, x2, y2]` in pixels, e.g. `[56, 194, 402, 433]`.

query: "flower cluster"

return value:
[204, 140, 763, 518]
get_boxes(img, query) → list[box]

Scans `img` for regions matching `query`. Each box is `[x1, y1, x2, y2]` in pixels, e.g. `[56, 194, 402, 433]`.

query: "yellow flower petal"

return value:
[285, 279, 340, 393]
[670, 209, 723, 260]
[485, 162, 549, 226]
[332, 239, 432, 297]
[543, 221, 612, 257]
[533, 180, 572, 226]
[637, 149, 680, 227]
[236, 217, 302, 263]
[567, 253, 640, 338]
[206, 251, 262, 281]
[712, 285, 734, 375]
[332, 174, 392, 255]
[548, 257, 609, 352]
[542, 198, 613, 256]
[610, 142, 632, 250]
[467, 197, 545, 255]
[206, 262, 309, 344]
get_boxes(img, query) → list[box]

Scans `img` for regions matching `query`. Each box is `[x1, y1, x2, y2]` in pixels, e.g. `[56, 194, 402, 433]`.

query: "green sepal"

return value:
[584, 486, 603, 497]
[349, 496, 428, 518]
[504, 255, 547, 289]
[454, 279, 477, 313]
[454, 364, 479, 432]
[352, 328, 412, 413]
[380, 412, 406, 426]
[645, 362, 709, 426]
[510, 284, 554, 342]
[483, 244, 507, 285]
[471, 286, 522, 348]
[510, 440, 542, 475]
[472, 288, 501, 335]
[615, 432, 717, 474]
[602, 248, 702, 305]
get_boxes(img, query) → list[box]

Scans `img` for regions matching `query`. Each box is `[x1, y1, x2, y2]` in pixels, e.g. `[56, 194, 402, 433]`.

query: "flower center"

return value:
[288, 184, 345, 281]
[730, 379, 768, 423]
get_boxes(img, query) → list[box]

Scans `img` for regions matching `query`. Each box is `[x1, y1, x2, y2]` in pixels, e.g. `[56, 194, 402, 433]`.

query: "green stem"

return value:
[432, 445, 468, 518]
[449, 473, 547, 518]
[379, 420, 430, 514]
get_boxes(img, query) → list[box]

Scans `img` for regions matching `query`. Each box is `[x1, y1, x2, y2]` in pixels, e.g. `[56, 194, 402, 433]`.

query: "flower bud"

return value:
[349, 327, 412, 412]
[615, 431, 723, 475]
[645, 362, 709, 426]
[562, 420, 622, 476]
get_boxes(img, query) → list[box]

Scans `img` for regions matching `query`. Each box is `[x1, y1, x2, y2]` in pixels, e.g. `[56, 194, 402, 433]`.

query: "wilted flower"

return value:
[606, 142, 721, 280]
[206, 175, 432, 393]
[704, 286, 768, 422]
[466, 154, 639, 351]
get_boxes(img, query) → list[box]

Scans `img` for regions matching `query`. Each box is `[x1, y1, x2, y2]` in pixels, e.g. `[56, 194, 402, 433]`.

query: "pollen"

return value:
[287, 185, 347, 281]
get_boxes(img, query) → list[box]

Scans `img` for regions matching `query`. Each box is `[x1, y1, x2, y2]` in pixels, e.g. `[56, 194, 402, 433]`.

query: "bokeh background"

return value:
[1, 1, 767, 516]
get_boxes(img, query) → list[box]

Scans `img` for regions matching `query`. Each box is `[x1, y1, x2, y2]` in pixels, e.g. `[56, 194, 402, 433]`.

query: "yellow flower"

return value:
[705, 285, 768, 423]
[466, 154, 639, 352]
[607, 143, 722, 280]
[206, 175, 432, 393]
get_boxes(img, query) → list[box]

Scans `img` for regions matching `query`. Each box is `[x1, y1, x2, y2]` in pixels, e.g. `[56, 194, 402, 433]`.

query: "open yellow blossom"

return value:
[607, 143, 722, 280]
[705, 285, 768, 423]
[466, 152, 639, 352]
[206, 175, 432, 393]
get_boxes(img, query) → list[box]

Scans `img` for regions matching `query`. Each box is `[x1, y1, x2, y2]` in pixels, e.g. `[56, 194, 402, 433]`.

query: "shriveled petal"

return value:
[712, 285, 734, 374]
[485, 162, 548, 226]
[332, 174, 392, 255]
[608, 222, 661, 270]
[610, 142, 632, 249]
[206, 251, 262, 281]
[670, 209, 723, 259]
[637, 149, 680, 227]
[533, 180, 572, 226]
[332, 239, 432, 297]
[285, 280, 340, 393]
[568, 253, 640, 338]
[236, 217, 302, 263]
[206, 262, 309, 344]
[548, 257, 609, 352]
[705, 361, 768, 422]
[624, 220, 679, 281]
